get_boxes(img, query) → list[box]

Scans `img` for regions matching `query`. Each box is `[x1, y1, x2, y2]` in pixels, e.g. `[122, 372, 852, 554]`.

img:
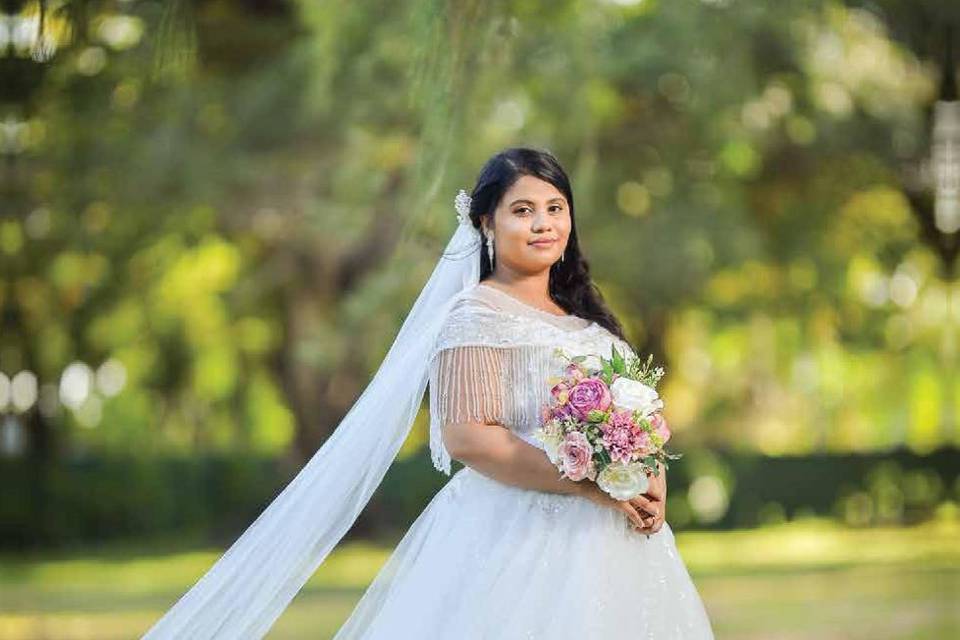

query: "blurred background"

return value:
[1, 0, 958, 638]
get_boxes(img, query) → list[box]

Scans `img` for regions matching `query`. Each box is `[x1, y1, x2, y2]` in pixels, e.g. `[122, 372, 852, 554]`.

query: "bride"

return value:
[142, 147, 715, 639]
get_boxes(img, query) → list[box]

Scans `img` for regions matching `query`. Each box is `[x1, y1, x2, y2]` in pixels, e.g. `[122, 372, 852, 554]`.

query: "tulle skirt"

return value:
[332, 465, 715, 639]
[334, 467, 713, 640]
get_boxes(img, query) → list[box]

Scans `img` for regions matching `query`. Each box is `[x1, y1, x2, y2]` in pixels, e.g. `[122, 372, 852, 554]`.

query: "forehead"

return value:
[501, 175, 567, 205]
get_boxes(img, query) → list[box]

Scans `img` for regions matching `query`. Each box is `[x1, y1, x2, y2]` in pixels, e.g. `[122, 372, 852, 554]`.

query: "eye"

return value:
[514, 205, 564, 215]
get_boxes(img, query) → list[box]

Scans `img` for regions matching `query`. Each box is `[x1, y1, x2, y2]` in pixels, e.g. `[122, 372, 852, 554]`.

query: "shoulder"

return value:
[451, 283, 507, 312]
[442, 285, 504, 325]
[431, 285, 508, 356]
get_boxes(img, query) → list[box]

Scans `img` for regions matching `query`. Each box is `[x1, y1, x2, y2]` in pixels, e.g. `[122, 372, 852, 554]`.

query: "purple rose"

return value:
[567, 377, 612, 420]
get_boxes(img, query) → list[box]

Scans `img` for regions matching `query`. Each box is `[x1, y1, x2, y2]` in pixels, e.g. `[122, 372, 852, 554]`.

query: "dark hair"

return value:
[466, 146, 627, 341]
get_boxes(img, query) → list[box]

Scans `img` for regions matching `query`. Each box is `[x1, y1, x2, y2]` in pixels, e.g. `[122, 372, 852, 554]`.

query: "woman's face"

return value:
[483, 175, 571, 276]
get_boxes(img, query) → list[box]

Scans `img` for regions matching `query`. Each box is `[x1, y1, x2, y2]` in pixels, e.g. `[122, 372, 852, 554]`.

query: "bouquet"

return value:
[533, 345, 682, 501]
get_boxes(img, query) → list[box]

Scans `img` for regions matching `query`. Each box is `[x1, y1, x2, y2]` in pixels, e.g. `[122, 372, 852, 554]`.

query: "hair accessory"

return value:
[454, 189, 472, 226]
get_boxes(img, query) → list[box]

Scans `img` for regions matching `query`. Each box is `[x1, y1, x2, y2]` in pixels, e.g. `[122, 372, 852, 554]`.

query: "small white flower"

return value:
[580, 354, 603, 371]
[534, 424, 564, 465]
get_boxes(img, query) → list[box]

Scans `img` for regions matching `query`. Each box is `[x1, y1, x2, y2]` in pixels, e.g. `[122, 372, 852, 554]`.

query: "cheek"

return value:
[499, 220, 529, 245]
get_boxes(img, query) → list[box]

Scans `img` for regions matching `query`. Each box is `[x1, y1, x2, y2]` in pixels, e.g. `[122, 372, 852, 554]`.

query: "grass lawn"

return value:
[1, 514, 956, 639]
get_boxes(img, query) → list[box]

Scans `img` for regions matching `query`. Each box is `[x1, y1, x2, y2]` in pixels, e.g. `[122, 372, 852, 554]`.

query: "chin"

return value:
[526, 257, 559, 271]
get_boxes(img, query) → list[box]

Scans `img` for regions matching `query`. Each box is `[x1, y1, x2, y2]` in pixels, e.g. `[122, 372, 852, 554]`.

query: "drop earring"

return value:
[486, 232, 495, 267]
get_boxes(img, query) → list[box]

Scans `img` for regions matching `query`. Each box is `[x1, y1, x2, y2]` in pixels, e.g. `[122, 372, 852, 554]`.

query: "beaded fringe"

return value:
[428, 343, 554, 475]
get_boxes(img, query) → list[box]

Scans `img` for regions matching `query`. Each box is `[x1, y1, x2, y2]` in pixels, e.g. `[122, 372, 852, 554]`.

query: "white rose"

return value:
[596, 461, 650, 501]
[609, 377, 663, 417]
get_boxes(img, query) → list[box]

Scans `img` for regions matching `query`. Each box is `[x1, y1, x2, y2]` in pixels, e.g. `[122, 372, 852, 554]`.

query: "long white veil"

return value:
[142, 195, 481, 639]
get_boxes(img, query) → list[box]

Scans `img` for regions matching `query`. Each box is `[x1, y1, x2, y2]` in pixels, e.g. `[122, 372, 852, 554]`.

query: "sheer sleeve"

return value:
[427, 296, 508, 475]
[430, 346, 506, 426]
[428, 345, 506, 474]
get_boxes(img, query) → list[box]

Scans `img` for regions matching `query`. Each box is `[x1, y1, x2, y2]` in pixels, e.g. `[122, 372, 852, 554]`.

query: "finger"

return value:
[640, 517, 654, 532]
[623, 503, 645, 530]
[632, 498, 660, 519]
[637, 512, 656, 532]
[629, 495, 657, 515]
[649, 510, 665, 533]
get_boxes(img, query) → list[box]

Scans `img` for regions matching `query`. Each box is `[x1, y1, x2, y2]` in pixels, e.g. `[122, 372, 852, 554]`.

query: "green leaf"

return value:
[610, 343, 625, 373]
[601, 360, 613, 379]
[586, 409, 609, 423]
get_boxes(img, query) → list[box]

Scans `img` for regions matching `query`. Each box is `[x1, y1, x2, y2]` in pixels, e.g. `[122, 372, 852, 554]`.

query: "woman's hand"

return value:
[628, 462, 667, 535]
[577, 462, 667, 537]
[578, 481, 648, 531]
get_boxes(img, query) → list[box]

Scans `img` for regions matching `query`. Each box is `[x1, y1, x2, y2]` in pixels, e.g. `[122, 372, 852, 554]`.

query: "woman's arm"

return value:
[443, 420, 581, 495]
[443, 420, 648, 530]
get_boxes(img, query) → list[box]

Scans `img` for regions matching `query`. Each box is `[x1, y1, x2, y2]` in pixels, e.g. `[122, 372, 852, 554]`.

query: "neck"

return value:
[485, 268, 552, 303]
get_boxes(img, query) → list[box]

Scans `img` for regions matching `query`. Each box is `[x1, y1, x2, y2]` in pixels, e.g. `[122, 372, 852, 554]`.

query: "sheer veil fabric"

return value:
[141, 218, 482, 639]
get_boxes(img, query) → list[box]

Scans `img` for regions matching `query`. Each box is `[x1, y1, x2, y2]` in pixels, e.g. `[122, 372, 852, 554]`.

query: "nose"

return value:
[532, 209, 553, 231]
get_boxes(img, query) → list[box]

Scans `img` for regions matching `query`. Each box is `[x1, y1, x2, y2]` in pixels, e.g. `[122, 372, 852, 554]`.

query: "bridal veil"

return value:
[141, 195, 481, 638]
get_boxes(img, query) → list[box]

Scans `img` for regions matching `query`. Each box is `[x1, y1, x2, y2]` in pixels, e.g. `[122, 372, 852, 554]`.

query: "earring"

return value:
[560, 248, 565, 262]
[486, 233, 495, 266]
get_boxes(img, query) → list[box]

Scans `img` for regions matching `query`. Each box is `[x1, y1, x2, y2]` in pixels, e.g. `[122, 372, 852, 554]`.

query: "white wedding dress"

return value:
[331, 283, 715, 639]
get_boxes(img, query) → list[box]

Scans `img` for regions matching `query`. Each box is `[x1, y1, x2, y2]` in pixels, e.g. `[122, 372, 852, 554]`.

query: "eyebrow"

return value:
[508, 197, 566, 207]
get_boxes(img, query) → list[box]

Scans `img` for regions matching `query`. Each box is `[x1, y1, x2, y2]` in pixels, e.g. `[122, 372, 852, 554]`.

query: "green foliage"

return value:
[3, 0, 953, 481]
[3, 447, 954, 550]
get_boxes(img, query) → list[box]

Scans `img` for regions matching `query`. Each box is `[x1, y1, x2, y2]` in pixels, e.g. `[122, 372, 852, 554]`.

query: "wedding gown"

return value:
[330, 282, 715, 639]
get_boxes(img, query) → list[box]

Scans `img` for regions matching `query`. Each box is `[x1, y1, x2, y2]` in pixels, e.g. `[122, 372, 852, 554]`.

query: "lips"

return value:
[529, 238, 557, 246]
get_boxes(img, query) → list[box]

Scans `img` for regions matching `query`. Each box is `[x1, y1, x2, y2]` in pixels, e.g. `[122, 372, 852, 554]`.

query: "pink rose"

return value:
[557, 432, 594, 481]
[650, 412, 671, 444]
[567, 378, 612, 420]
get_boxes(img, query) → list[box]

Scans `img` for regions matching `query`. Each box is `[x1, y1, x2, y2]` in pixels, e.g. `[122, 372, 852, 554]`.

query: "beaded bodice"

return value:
[426, 282, 634, 475]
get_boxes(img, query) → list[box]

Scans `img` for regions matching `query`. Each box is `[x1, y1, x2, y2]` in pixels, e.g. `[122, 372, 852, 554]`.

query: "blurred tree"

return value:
[1, 0, 956, 476]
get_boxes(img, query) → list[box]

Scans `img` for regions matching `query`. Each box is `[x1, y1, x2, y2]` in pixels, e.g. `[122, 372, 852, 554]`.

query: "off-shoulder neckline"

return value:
[469, 282, 598, 334]
[476, 282, 574, 318]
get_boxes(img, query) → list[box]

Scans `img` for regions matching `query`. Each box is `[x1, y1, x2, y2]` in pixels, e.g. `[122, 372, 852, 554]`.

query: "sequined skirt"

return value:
[332, 465, 715, 639]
